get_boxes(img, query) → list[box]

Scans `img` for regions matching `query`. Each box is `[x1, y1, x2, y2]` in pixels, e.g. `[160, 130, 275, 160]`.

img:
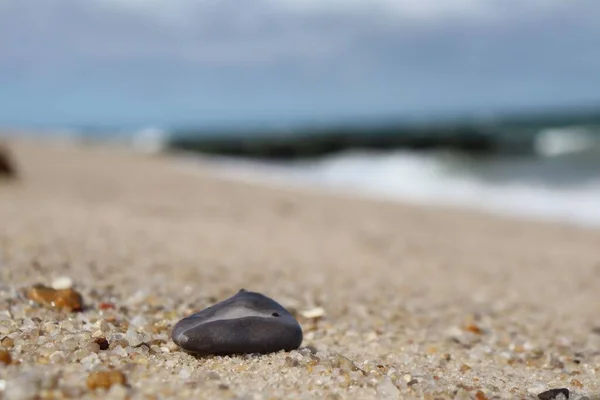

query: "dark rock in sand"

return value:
[538, 388, 569, 400]
[0, 144, 17, 179]
[172, 289, 303, 356]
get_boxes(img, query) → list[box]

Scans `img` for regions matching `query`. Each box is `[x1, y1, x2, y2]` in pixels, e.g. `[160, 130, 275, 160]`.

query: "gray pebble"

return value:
[172, 289, 303, 356]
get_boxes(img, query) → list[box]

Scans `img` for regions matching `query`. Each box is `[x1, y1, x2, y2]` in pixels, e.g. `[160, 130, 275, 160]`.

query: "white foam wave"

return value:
[190, 150, 600, 228]
[534, 126, 600, 157]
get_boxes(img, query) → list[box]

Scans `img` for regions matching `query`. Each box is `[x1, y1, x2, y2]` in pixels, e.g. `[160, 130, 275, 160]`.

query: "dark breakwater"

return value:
[166, 108, 600, 160]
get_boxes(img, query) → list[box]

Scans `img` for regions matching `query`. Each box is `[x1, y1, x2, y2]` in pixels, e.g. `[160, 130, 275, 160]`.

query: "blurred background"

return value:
[1, 0, 600, 226]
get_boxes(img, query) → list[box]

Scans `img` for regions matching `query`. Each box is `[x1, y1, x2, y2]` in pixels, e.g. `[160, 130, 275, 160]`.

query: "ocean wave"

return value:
[188, 149, 600, 228]
[534, 126, 600, 157]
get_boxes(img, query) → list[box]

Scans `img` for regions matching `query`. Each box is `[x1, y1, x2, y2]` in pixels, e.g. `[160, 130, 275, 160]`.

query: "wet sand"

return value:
[1, 138, 600, 399]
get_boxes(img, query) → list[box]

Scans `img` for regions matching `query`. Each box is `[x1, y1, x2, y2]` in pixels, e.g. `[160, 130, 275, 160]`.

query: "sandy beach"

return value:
[1, 138, 600, 399]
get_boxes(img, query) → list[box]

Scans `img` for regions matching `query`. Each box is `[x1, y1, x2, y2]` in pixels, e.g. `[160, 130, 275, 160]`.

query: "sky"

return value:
[1, 0, 600, 130]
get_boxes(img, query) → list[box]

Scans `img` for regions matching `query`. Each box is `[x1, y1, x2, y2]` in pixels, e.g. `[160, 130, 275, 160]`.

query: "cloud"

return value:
[86, 0, 567, 23]
[1, 0, 594, 71]
[1, 0, 600, 126]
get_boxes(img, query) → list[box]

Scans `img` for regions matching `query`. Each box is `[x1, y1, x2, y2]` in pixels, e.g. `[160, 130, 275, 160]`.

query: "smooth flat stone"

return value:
[172, 289, 303, 356]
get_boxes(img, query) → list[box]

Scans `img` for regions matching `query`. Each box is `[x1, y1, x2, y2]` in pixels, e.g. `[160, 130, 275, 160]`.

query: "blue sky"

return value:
[1, 0, 600, 130]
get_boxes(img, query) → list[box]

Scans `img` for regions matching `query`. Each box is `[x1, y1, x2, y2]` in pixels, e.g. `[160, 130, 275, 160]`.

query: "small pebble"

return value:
[81, 353, 100, 370]
[86, 370, 127, 390]
[27, 284, 83, 312]
[99, 302, 116, 310]
[332, 354, 361, 373]
[1, 337, 14, 348]
[376, 376, 400, 399]
[538, 388, 570, 400]
[94, 337, 110, 350]
[0, 349, 11, 364]
[0, 144, 17, 179]
[475, 391, 489, 400]
[130, 315, 147, 328]
[51, 276, 74, 290]
[107, 383, 129, 399]
[463, 323, 484, 335]
[179, 368, 192, 380]
[172, 289, 303, 356]
[300, 307, 325, 319]
[112, 346, 128, 358]
[126, 327, 143, 347]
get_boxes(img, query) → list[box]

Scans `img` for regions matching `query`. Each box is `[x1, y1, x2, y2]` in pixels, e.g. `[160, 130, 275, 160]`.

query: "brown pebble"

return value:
[0, 349, 12, 364]
[94, 337, 110, 351]
[99, 302, 116, 310]
[570, 378, 583, 388]
[1, 337, 15, 348]
[475, 391, 489, 400]
[27, 284, 83, 312]
[464, 323, 484, 335]
[456, 383, 476, 391]
[459, 364, 472, 373]
[285, 356, 300, 367]
[86, 370, 127, 390]
[537, 388, 569, 400]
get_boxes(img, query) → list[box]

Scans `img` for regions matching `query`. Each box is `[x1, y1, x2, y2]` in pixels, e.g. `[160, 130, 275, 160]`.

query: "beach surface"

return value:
[1, 138, 600, 399]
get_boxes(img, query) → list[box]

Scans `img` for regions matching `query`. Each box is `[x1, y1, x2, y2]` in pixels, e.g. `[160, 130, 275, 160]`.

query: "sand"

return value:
[1, 138, 600, 400]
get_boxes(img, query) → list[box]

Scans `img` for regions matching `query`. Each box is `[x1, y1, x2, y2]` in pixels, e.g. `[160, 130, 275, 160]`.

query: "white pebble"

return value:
[127, 290, 148, 306]
[106, 383, 129, 400]
[130, 315, 148, 328]
[445, 326, 463, 340]
[80, 353, 100, 370]
[112, 346, 128, 358]
[179, 368, 192, 380]
[95, 319, 109, 332]
[300, 307, 325, 319]
[49, 351, 65, 363]
[167, 342, 179, 352]
[377, 376, 400, 399]
[51, 276, 74, 290]
[61, 321, 75, 332]
[126, 328, 143, 347]
[22, 318, 37, 330]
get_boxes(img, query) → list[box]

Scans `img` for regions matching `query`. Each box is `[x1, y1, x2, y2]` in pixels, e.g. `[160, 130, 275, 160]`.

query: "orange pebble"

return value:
[27, 284, 83, 312]
[86, 370, 127, 390]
